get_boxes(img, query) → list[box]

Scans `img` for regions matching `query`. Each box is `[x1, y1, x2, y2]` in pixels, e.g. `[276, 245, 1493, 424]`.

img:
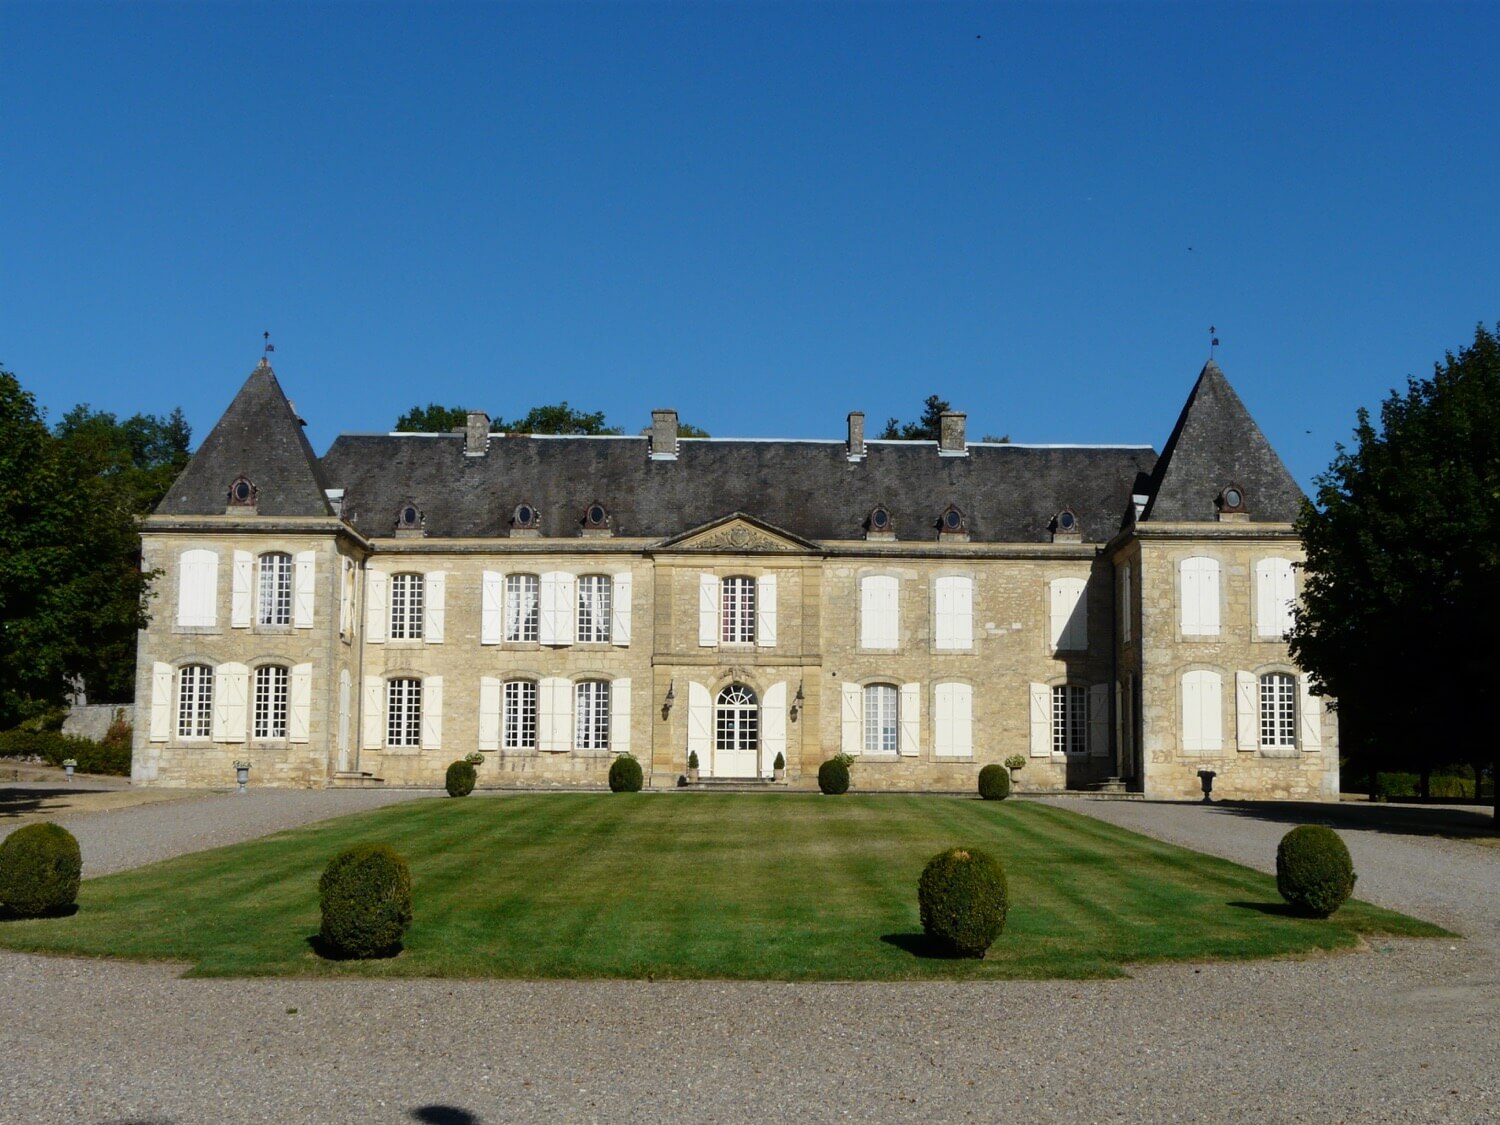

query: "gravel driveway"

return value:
[1, 792, 1495, 1124]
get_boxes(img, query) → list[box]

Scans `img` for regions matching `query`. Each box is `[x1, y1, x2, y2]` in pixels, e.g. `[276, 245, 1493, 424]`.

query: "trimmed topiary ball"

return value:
[818, 757, 850, 795]
[977, 763, 1011, 801]
[318, 844, 412, 958]
[0, 822, 82, 918]
[609, 754, 643, 792]
[918, 846, 1008, 957]
[445, 759, 477, 798]
[1276, 825, 1356, 917]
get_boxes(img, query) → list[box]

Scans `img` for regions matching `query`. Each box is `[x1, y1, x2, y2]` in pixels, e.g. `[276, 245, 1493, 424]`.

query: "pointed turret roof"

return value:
[157, 360, 332, 517]
[1140, 360, 1303, 522]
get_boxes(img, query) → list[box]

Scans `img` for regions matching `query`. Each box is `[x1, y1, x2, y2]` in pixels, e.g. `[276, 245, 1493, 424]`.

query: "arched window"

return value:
[257, 552, 292, 626]
[176, 664, 213, 739]
[387, 678, 422, 747]
[715, 683, 759, 765]
[390, 573, 424, 640]
[863, 683, 899, 753]
[506, 574, 539, 641]
[577, 575, 613, 643]
[253, 665, 289, 740]
[574, 680, 611, 751]
[1260, 673, 1296, 748]
[721, 577, 756, 643]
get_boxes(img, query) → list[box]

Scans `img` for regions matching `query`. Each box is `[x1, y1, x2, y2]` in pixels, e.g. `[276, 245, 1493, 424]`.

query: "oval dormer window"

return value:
[518, 505, 534, 525]
[1223, 487, 1243, 509]
[1057, 509, 1077, 533]
[870, 506, 890, 531]
[399, 505, 420, 528]
[944, 510, 962, 531]
[587, 504, 607, 526]
[229, 477, 256, 506]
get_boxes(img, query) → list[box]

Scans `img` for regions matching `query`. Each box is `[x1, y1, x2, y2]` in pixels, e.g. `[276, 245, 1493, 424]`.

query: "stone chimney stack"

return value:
[939, 411, 967, 456]
[650, 408, 679, 460]
[847, 411, 866, 460]
[465, 411, 490, 456]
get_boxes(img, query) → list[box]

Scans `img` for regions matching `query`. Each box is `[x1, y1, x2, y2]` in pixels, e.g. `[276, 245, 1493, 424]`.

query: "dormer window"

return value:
[583, 502, 609, 530]
[396, 503, 423, 531]
[1218, 484, 1248, 516]
[228, 477, 257, 507]
[938, 504, 968, 538]
[512, 503, 541, 531]
[866, 505, 893, 533]
[1050, 508, 1082, 541]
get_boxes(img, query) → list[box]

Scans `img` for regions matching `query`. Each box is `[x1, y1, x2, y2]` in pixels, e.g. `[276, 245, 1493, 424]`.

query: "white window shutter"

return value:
[861, 576, 898, 650]
[150, 662, 172, 741]
[337, 670, 351, 761]
[214, 663, 248, 743]
[554, 572, 574, 644]
[231, 551, 252, 628]
[687, 681, 712, 770]
[539, 573, 569, 646]
[339, 557, 354, 638]
[1182, 557, 1221, 636]
[756, 572, 777, 648]
[1299, 675, 1322, 751]
[698, 573, 719, 647]
[1201, 559, 1221, 635]
[289, 663, 312, 743]
[1050, 578, 1087, 651]
[1236, 671, 1258, 751]
[939, 682, 973, 759]
[481, 571, 504, 645]
[1257, 558, 1296, 637]
[421, 675, 443, 750]
[934, 682, 954, 756]
[292, 551, 315, 628]
[611, 678, 632, 756]
[1120, 563, 1132, 643]
[539, 676, 571, 752]
[1180, 560, 1201, 635]
[935, 577, 972, 650]
[362, 676, 384, 750]
[953, 577, 973, 649]
[899, 682, 920, 756]
[611, 571, 632, 647]
[1278, 562, 1298, 634]
[424, 572, 446, 644]
[1029, 682, 1051, 757]
[761, 681, 786, 776]
[1182, 670, 1223, 752]
[177, 549, 218, 627]
[366, 572, 387, 644]
[1088, 683, 1110, 757]
[478, 676, 501, 751]
[841, 681, 862, 754]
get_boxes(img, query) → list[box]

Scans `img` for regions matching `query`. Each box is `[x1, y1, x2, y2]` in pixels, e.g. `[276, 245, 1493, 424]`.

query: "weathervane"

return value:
[1209, 325, 1220, 359]
[263, 330, 276, 356]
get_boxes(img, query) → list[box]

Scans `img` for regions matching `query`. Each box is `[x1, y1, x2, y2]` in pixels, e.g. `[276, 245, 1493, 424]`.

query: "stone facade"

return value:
[132, 358, 1336, 798]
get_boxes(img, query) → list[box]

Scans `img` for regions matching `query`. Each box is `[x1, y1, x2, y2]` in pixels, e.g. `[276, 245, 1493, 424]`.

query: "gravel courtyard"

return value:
[1, 791, 1495, 1124]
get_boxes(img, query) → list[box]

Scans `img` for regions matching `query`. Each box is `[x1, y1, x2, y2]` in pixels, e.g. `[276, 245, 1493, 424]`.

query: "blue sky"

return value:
[3, 1, 1497, 492]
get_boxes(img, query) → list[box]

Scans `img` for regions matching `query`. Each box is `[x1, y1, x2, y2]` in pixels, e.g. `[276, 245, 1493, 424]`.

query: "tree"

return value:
[1289, 323, 1500, 820]
[880, 395, 951, 440]
[395, 401, 710, 436]
[394, 403, 468, 433]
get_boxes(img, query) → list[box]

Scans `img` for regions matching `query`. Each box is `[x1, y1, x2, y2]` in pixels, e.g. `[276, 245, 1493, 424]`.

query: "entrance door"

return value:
[714, 683, 759, 777]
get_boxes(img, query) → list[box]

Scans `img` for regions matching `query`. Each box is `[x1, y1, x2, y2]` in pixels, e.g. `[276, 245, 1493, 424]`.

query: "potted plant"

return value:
[772, 751, 786, 781]
[1004, 754, 1025, 785]
[62, 758, 77, 783]
[233, 760, 252, 794]
[687, 749, 700, 783]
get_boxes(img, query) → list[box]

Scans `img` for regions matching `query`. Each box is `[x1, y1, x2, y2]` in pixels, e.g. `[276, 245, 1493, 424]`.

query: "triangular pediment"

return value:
[658, 512, 819, 553]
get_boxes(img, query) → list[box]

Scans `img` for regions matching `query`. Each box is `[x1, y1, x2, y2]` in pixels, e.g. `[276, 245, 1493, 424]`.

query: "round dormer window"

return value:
[588, 505, 606, 525]
[871, 507, 890, 531]
[401, 506, 419, 526]
[230, 479, 254, 505]
[517, 505, 534, 525]
[944, 510, 962, 531]
[1058, 509, 1077, 532]
[1223, 487, 1243, 509]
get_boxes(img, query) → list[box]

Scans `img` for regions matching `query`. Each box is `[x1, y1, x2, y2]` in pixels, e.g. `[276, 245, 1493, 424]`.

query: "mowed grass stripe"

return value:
[0, 795, 1445, 979]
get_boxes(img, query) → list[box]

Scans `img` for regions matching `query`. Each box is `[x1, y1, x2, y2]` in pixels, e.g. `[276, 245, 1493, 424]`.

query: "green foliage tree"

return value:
[880, 394, 950, 440]
[1289, 324, 1500, 820]
[397, 401, 711, 437]
[394, 403, 468, 432]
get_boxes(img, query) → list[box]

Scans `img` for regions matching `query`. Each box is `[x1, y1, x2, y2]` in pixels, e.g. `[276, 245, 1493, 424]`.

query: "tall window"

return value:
[389, 573, 424, 640]
[253, 665, 289, 740]
[387, 678, 422, 747]
[577, 575, 613, 643]
[716, 683, 759, 756]
[863, 683, 899, 753]
[1052, 684, 1087, 755]
[504, 680, 537, 750]
[574, 680, 611, 751]
[721, 577, 756, 643]
[257, 552, 292, 625]
[176, 664, 213, 739]
[506, 574, 539, 642]
[1260, 673, 1296, 748]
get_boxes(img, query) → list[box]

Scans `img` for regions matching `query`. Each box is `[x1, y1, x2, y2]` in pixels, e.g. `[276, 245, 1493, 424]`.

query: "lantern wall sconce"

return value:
[661, 681, 675, 719]
[790, 680, 805, 722]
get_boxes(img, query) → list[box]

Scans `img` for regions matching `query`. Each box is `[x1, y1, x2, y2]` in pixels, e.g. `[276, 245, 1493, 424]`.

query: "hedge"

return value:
[0, 728, 131, 776]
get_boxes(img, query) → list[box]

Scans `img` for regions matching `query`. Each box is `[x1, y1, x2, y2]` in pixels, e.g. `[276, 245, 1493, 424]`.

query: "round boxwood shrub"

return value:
[609, 754, 643, 793]
[1276, 824, 1356, 917]
[817, 756, 850, 795]
[918, 846, 1008, 957]
[977, 763, 1011, 801]
[445, 759, 477, 798]
[0, 822, 82, 918]
[318, 844, 412, 959]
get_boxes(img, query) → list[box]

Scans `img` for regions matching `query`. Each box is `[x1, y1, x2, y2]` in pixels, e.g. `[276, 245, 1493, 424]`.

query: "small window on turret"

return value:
[396, 504, 423, 530]
[228, 477, 257, 507]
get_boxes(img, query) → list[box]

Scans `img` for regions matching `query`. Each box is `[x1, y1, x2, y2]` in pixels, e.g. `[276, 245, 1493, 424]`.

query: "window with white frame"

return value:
[863, 683, 899, 753]
[506, 573, 539, 642]
[252, 665, 289, 740]
[176, 664, 213, 739]
[1260, 672, 1296, 748]
[1052, 684, 1087, 755]
[716, 683, 759, 757]
[257, 552, 292, 626]
[389, 573, 424, 640]
[1180, 556, 1221, 636]
[1255, 557, 1296, 638]
[503, 679, 537, 750]
[577, 575, 613, 643]
[387, 678, 422, 747]
[721, 576, 756, 643]
[574, 680, 611, 751]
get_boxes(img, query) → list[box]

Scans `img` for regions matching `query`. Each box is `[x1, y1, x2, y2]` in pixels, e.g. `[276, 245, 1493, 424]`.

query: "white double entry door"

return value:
[687, 679, 790, 778]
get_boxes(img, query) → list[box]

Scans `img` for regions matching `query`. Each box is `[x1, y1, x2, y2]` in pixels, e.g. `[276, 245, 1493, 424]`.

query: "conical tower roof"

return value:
[1141, 360, 1303, 522]
[157, 359, 332, 517]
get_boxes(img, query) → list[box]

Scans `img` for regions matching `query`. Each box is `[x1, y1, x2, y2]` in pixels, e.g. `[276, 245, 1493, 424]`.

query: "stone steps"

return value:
[330, 770, 386, 788]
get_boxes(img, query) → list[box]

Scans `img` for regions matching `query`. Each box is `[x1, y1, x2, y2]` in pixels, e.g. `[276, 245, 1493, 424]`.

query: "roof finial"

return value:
[1208, 325, 1220, 361]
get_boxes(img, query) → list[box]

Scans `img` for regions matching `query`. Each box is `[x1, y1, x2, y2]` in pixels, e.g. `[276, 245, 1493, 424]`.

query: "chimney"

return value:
[650, 408, 678, 460]
[847, 411, 866, 460]
[465, 411, 490, 456]
[938, 411, 967, 456]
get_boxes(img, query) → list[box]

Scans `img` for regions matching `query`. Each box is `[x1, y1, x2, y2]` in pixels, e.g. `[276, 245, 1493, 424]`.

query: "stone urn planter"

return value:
[1004, 755, 1026, 789]
[687, 751, 700, 783]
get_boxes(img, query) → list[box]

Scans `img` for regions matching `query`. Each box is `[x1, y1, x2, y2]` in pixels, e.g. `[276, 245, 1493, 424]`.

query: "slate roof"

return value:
[156, 361, 333, 518]
[318, 434, 1156, 544]
[1140, 360, 1305, 523]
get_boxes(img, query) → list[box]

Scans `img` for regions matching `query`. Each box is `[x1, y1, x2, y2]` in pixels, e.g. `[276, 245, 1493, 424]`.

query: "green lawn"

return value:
[0, 795, 1446, 979]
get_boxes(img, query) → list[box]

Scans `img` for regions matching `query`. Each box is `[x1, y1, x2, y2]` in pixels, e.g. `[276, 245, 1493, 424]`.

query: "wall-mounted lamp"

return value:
[661, 680, 676, 720]
[790, 680, 805, 722]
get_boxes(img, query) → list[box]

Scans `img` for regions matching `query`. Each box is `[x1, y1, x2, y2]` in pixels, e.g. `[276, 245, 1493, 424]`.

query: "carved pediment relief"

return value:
[660, 513, 817, 554]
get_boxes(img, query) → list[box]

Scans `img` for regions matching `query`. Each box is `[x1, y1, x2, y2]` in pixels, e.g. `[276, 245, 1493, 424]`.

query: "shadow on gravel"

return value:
[0, 788, 70, 818]
[411, 1107, 480, 1124]
[1168, 800, 1498, 841]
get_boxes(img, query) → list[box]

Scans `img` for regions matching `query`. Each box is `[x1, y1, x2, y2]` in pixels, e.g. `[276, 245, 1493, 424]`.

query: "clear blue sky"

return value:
[4, 2, 1497, 492]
